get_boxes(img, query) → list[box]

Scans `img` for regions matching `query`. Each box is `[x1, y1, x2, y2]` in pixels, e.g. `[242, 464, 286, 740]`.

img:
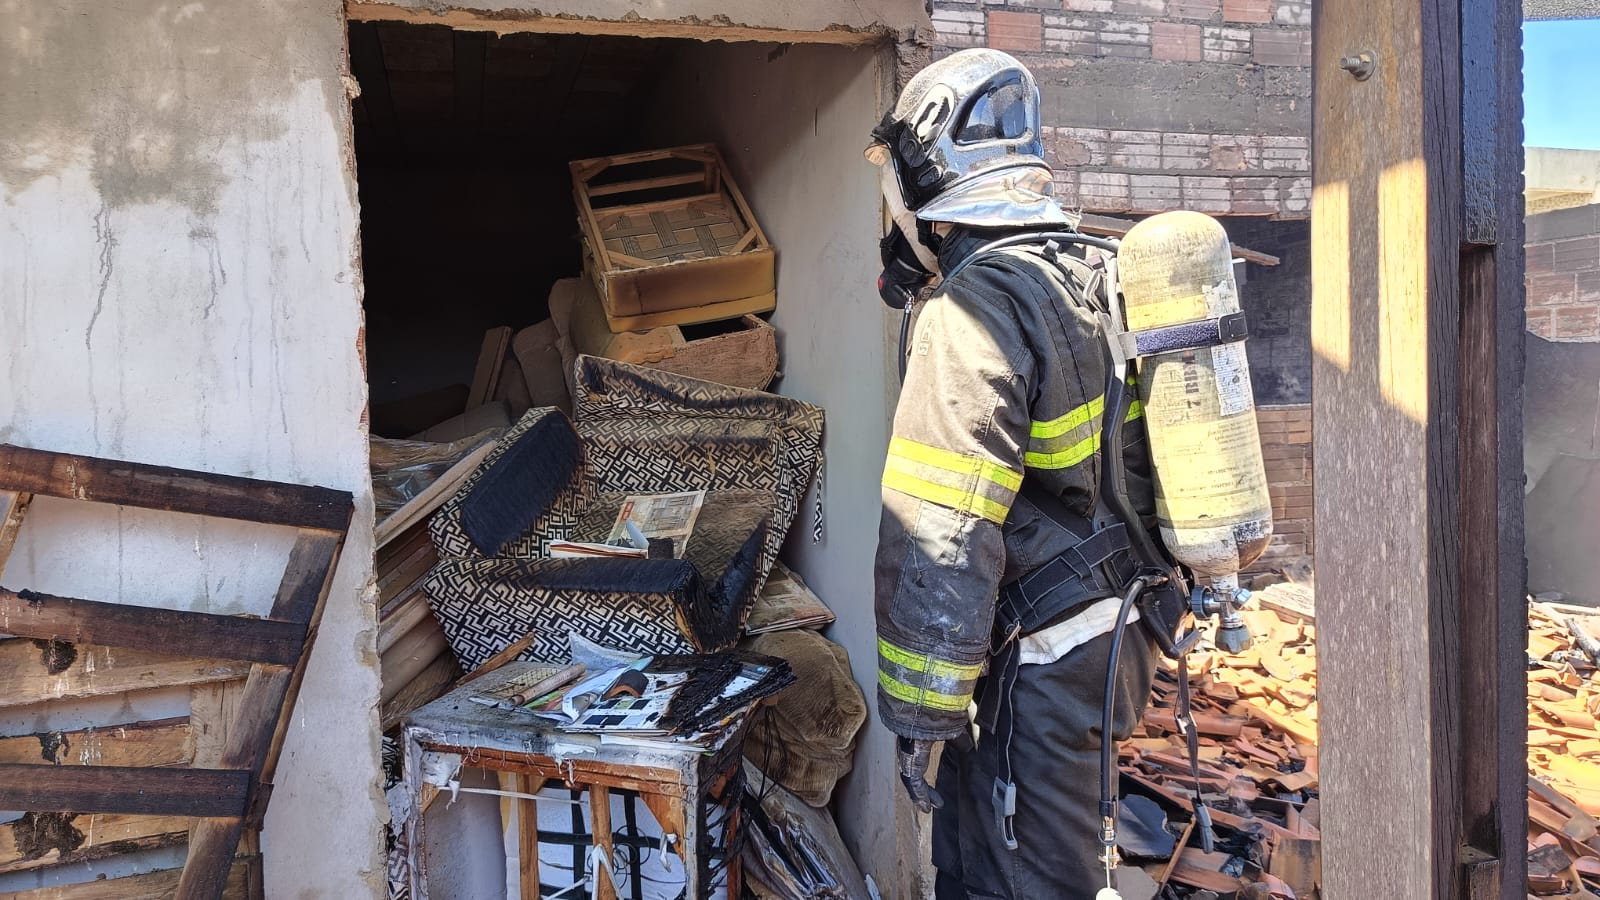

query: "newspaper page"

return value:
[606, 490, 706, 558]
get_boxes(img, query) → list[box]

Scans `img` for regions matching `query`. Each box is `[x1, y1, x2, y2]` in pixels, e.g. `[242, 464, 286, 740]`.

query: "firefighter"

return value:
[868, 48, 1169, 898]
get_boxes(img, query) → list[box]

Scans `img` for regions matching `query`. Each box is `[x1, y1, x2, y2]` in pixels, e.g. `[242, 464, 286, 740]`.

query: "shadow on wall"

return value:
[1525, 333, 1600, 605]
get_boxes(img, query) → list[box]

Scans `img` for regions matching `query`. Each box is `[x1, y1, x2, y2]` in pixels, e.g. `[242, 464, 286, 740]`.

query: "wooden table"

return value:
[399, 663, 748, 899]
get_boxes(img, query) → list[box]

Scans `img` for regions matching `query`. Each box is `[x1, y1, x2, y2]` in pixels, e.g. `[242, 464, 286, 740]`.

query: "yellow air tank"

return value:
[1117, 211, 1272, 591]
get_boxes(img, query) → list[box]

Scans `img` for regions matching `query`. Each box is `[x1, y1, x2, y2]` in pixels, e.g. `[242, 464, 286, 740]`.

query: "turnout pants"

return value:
[932, 623, 1158, 900]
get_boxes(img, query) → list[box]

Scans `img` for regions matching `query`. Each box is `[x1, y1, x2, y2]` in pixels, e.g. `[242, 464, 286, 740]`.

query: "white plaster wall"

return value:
[0, 1, 385, 896]
[646, 42, 920, 897]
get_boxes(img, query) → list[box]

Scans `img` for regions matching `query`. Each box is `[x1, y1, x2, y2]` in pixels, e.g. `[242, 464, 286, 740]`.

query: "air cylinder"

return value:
[1117, 211, 1272, 581]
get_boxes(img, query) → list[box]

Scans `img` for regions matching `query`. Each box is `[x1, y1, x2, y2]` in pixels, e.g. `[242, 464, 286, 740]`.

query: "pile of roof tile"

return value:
[1119, 586, 1600, 899]
[1526, 602, 1600, 898]
[1118, 582, 1320, 899]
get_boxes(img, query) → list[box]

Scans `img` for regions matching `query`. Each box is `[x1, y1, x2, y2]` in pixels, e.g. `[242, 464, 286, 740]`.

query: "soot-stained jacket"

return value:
[874, 228, 1158, 741]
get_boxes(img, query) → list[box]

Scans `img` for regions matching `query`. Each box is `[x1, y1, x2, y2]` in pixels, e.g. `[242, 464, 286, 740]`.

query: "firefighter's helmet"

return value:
[868, 48, 1073, 228]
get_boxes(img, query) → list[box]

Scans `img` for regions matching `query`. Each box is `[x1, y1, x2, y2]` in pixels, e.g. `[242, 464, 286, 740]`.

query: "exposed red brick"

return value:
[1527, 308, 1556, 338]
[1528, 272, 1578, 307]
[987, 11, 1044, 51]
[1222, 0, 1273, 21]
[1252, 27, 1310, 65]
[1150, 21, 1202, 61]
[1552, 235, 1600, 272]
[1168, 0, 1221, 18]
[1554, 305, 1600, 340]
[1526, 241, 1554, 275]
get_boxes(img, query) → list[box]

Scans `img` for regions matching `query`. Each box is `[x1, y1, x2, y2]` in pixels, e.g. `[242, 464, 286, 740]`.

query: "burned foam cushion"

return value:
[424, 557, 703, 669]
[428, 407, 592, 559]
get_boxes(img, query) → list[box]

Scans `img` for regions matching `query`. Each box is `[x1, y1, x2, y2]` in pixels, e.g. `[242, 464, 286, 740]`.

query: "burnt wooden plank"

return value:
[0, 638, 251, 709]
[0, 588, 305, 666]
[0, 765, 249, 817]
[0, 812, 191, 876]
[178, 532, 343, 898]
[268, 531, 342, 623]
[0, 717, 193, 768]
[0, 444, 352, 532]
[0, 490, 34, 580]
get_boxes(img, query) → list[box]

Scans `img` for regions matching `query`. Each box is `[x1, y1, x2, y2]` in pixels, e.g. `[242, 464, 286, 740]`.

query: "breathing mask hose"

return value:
[1097, 573, 1150, 895]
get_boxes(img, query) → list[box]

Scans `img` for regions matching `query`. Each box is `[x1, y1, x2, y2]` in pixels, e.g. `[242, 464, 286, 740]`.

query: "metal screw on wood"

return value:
[1338, 51, 1376, 80]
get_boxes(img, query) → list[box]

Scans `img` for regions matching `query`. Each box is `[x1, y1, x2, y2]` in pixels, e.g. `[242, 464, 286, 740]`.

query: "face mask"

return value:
[877, 160, 939, 310]
[881, 162, 941, 273]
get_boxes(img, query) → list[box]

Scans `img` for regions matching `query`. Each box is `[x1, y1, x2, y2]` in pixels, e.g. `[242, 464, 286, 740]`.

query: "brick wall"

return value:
[1527, 204, 1600, 342]
[1249, 403, 1313, 576]
[930, 0, 1313, 219]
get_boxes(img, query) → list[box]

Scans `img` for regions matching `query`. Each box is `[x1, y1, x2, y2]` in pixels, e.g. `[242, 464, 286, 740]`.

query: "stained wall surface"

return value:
[0, 0, 386, 895]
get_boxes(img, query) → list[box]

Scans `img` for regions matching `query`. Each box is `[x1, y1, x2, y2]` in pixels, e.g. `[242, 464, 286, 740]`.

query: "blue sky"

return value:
[1525, 19, 1600, 149]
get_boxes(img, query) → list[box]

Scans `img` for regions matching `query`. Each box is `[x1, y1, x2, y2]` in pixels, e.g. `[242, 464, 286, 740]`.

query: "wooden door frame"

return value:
[1311, 0, 1526, 892]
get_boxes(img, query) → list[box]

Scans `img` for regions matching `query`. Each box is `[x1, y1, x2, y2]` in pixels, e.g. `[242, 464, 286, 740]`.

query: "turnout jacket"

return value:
[874, 229, 1157, 741]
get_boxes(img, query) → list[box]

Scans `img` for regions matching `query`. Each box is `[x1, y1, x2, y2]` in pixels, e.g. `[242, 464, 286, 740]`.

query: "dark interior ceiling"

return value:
[349, 22, 690, 162]
[348, 21, 698, 419]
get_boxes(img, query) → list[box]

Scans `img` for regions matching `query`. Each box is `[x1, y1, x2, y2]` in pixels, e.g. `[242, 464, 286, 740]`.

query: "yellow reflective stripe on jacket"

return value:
[881, 437, 1021, 524]
[1024, 400, 1146, 470]
[877, 636, 984, 682]
[878, 671, 972, 711]
[1031, 395, 1106, 440]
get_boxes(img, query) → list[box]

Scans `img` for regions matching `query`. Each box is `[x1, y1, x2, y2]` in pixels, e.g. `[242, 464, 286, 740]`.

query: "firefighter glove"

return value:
[897, 737, 944, 813]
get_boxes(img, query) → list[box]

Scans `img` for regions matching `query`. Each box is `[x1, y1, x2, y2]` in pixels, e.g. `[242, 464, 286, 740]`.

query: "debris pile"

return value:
[1124, 586, 1600, 899]
[1526, 601, 1600, 898]
[1118, 581, 1320, 899]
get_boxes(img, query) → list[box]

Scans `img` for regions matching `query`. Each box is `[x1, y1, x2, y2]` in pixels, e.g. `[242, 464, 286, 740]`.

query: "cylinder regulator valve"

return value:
[1190, 573, 1254, 653]
[1117, 211, 1274, 644]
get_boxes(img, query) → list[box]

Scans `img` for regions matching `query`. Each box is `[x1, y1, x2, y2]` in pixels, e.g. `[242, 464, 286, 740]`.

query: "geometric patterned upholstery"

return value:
[421, 358, 825, 670]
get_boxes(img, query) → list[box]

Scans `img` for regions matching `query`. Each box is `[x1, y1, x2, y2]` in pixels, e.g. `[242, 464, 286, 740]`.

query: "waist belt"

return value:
[996, 521, 1134, 637]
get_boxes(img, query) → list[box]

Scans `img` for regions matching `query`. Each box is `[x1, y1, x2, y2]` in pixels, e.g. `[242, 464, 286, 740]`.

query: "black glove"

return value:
[897, 737, 944, 813]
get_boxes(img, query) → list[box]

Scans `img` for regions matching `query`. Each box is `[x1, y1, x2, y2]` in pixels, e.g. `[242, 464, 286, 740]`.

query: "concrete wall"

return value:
[352, 0, 932, 43]
[930, 0, 1312, 218]
[0, 1, 386, 896]
[647, 41, 920, 897]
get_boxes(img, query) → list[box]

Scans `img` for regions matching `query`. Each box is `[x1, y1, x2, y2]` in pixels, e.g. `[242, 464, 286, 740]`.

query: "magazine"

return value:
[744, 562, 836, 634]
[606, 491, 706, 559]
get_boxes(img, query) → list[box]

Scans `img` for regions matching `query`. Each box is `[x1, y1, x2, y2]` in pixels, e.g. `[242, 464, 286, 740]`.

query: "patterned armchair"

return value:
[421, 357, 824, 670]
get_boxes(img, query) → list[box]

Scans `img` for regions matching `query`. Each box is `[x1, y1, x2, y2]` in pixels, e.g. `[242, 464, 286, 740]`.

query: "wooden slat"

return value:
[517, 774, 545, 900]
[590, 784, 616, 900]
[3, 855, 260, 900]
[0, 589, 305, 666]
[0, 717, 193, 768]
[466, 326, 513, 410]
[0, 490, 34, 580]
[0, 765, 249, 817]
[380, 652, 459, 731]
[0, 811, 191, 876]
[0, 638, 252, 710]
[585, 171, 709, 198]
[190, 680, 249, 768]
[0, 445, 352, 533]
[177, 531, 343, 899]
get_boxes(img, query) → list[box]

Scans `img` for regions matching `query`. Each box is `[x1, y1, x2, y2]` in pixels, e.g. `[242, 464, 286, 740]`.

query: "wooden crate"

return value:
[571, 144, 775, 332]
[548, 276, 779, 392]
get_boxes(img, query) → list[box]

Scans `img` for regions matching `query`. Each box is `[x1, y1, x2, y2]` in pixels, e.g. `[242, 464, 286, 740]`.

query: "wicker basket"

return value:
[571, 144, 775, 332]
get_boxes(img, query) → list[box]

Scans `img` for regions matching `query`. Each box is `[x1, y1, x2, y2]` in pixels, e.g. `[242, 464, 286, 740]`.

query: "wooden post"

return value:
[1311, 0, 1524, 892]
